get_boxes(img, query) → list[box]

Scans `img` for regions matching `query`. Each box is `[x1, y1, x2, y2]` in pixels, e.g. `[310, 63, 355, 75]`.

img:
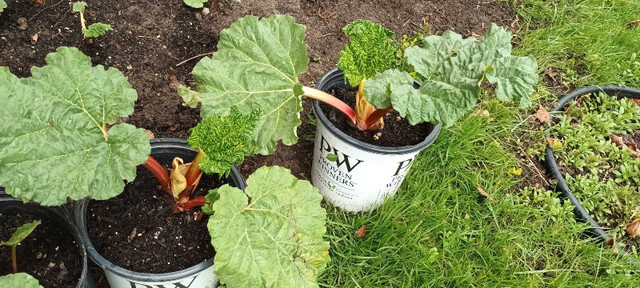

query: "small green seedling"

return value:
[0, 273, 43, 288]
[72, 2, 112, 38]
[0, 0, 7, 14]
[1, 220, 41, 273]
[183, 0, 208, 8]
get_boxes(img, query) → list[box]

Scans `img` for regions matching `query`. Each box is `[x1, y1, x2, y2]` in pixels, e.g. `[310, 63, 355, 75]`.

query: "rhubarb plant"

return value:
[0, 47, 150, 205]
[0, 0, 6, 14]
[183, 0, 208, 8]
[143, 109, 258, 211]
[0, 273, 42, 288]
[180, 15, 537, 155]
[205, 166, 330, 288]
[1, 220, 40, 274]
[72, 2, 112, 38]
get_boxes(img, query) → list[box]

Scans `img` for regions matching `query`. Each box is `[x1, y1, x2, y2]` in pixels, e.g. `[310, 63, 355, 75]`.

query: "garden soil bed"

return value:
[0, 213, 82, 288]
[320, 87, 432, 146]
[87, 161, 226, 274]
[0, 0, 515, 180]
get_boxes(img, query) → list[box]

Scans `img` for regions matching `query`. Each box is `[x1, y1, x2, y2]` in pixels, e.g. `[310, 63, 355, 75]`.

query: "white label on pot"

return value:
[103, 265, 217, 288]
[311, 120, 422, 212]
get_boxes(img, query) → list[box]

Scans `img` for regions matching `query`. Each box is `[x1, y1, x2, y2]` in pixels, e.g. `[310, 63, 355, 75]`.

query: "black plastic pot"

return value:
[311, 69, 441, 212]
[0, 195, 94, 288]
[73, 138, 246, 287]
[545, 85, 640, 241]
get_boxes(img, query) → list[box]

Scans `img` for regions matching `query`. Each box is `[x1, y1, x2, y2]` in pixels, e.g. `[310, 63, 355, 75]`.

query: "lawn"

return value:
[320, 0, 640, 286]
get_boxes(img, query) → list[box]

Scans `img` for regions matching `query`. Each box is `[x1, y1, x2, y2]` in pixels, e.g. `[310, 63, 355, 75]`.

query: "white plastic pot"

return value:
[311, 69, 441, 212]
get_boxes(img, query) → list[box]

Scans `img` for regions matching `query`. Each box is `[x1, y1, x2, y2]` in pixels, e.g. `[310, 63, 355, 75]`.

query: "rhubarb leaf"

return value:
[188, 108, 258, 176]
[1, 220, 40, 247]
[366, 23, 537, 127]
[183, 0, 208, 8]
[72, 1, 86, 13]
[180, 15, 308, 155]
[209, 166, 330, 288]
[84, 23, 113, 38]
[337, 19, 396, 86]
[0, 0, 7, 14]
[0, 47, 150, 206]
[0, 273, 43, 288]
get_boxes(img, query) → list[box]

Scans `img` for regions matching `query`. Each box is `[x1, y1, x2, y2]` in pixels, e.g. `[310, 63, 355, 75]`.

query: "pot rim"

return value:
[75, 138, 246, 282]
[0, 197, 92, 288]
[313, 69, 441, 155]
[544, 85, 640, 241]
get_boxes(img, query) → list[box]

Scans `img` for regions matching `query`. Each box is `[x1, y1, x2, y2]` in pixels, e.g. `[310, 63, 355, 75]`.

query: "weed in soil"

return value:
[0, 213, 82, 288]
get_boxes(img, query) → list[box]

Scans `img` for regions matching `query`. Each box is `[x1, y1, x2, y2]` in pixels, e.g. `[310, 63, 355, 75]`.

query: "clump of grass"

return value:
[551, 93, 640, 249]
[513, 0, 640, 89]
[321, 99, 640, 287]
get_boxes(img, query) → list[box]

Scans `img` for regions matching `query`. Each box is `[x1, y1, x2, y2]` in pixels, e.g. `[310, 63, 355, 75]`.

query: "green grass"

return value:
[319, 1, 640, 285]
[514, 0, 640, 90]
[320, 101, 639, 287]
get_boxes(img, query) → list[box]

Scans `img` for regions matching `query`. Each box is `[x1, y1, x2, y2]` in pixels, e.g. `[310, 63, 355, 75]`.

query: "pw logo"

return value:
[319, 135, 364, 172]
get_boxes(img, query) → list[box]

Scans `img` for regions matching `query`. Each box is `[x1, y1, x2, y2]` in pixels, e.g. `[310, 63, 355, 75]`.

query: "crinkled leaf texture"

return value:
[0, 273, 43, 288]
[72, 1, 87, 13]
[337, 19, 396, 86]
[365, 23, 538, 127]
[209, 166, 330, 288]
[0, 0, 7, 13]
[84, 23, 113, 38]
[0, 47, 150, 206]
[179, 15, 309, 155]
[1, 220, 40, 246]
[183, 0, 208, 8]
[188, 108, 258, 176]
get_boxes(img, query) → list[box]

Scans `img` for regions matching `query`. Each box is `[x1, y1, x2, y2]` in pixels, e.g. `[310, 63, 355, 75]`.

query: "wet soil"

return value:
[0, 0, 516, 180]
[320, 87, 434, 147]
[0, 213, 82, 288]
[87, 162, 226, 274]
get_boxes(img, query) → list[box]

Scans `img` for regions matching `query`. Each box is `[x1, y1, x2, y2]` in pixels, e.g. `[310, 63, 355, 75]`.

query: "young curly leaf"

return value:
[1, 221, 40, 247]
[0, 273, 43, 288]
[188, 109, 258, 176]
[183, 0, 208, 8]
[83, 23, 113, 38]
[366, 23, 537, 127]
[0, 47, 150, 206]
[0, 0, 7, 14]
[209, 166, 330, 288]
[72, 1, 86, 13]
[337, 20, 396, 86]
[180, 15, 308, 155]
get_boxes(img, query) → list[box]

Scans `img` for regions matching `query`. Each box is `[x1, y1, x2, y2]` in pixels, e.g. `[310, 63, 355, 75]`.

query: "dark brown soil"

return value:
[320, 87, 433, 146]
[87, 161, 226, 274]
[0, 0, 516, 180]
[0, 213, 82, 288]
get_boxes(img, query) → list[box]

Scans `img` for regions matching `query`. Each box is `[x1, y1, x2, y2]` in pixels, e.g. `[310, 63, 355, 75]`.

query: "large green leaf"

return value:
[366, 23, 537, 127]
[180, 15, 308, 155]
[209, 166, 330, 288]
[0, 273, 43, 288]
[0, 47, 150, 206]
[1, 220, 40, 247]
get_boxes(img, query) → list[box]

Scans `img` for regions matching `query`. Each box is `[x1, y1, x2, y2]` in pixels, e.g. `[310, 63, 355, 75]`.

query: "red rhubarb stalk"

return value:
[182, 196, 207, 210]
[302, 86, 357, 125]
[185, 150, 205, 187]
[143, 156, 171, 193]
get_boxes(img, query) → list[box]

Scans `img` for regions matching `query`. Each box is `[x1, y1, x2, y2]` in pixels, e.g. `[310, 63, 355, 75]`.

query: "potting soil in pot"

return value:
[0, 213, 82, 288]
[320, 87, 433, 146]
[87, 162, 227, 274]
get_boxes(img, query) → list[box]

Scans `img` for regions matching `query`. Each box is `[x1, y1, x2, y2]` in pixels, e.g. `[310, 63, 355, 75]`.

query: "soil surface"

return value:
[0, 0, 515, 180]
[87, 161, 226, 274]
[320, 87, 434, 146]
[0, 213, 82, 288]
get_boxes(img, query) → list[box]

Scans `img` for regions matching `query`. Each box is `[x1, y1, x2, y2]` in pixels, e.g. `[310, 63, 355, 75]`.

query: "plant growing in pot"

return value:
[179, 15, 539, 212]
